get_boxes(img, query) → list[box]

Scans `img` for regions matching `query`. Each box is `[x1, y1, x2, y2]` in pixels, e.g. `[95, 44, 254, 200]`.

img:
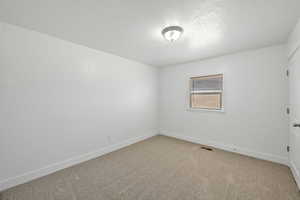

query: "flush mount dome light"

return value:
[161, 26, 184, 42]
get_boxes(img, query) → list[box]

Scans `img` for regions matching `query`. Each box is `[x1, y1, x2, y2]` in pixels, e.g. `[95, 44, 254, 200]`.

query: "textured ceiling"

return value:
[0, 0, 299, 66]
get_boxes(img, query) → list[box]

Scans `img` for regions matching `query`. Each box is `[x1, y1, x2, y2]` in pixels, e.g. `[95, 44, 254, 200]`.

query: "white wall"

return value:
[0, 22, 158, 190]
[159, 45, 289, 164]
[288, 19, 300, 58]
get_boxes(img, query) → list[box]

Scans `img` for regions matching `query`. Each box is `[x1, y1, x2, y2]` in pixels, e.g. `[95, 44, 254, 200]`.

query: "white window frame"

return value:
[187, 73, 225, 112]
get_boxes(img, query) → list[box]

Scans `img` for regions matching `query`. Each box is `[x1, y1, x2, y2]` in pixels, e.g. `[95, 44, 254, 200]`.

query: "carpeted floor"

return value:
[1, 135, 300, 200]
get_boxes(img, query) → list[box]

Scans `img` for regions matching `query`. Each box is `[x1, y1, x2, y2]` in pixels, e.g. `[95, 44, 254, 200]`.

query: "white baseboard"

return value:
[290, 161, 300, 190]
[0, 131, 158, 192]
[160, 130, 288, 166]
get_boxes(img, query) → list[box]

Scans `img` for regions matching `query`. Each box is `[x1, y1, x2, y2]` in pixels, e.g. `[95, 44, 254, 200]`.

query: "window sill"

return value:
[187, 108, 225, 113]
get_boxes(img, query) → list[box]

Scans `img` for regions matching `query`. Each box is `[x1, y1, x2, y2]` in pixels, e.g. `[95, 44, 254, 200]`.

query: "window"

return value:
[189, 74, 223, 110]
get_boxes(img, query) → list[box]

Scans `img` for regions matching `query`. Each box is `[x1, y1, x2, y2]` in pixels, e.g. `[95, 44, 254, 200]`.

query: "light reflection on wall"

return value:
[187, 0, 224, 49]
[187, 11, 223, 48]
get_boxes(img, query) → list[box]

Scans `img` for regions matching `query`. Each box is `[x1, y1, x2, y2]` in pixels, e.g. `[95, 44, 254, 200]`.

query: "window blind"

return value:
[191, 74, 223, 92]
[190, 74, 223, 110]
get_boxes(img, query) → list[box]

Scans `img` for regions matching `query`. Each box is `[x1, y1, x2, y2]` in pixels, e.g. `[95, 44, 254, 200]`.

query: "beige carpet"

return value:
[1, 135, 300, 200]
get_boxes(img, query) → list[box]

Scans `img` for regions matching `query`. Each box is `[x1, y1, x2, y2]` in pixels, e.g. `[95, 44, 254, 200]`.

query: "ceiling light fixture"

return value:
[161, 26, 184, 42]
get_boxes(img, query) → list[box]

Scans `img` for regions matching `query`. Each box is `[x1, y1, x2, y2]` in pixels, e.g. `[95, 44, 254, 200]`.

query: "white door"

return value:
[289, 48, 300, 188]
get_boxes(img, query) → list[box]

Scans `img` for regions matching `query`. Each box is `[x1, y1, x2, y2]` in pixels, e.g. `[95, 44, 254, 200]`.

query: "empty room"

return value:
[1, 0, 300, 199]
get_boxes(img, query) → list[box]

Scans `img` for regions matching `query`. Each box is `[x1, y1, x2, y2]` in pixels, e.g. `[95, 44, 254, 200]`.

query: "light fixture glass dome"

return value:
[162, 26, 184, 42]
